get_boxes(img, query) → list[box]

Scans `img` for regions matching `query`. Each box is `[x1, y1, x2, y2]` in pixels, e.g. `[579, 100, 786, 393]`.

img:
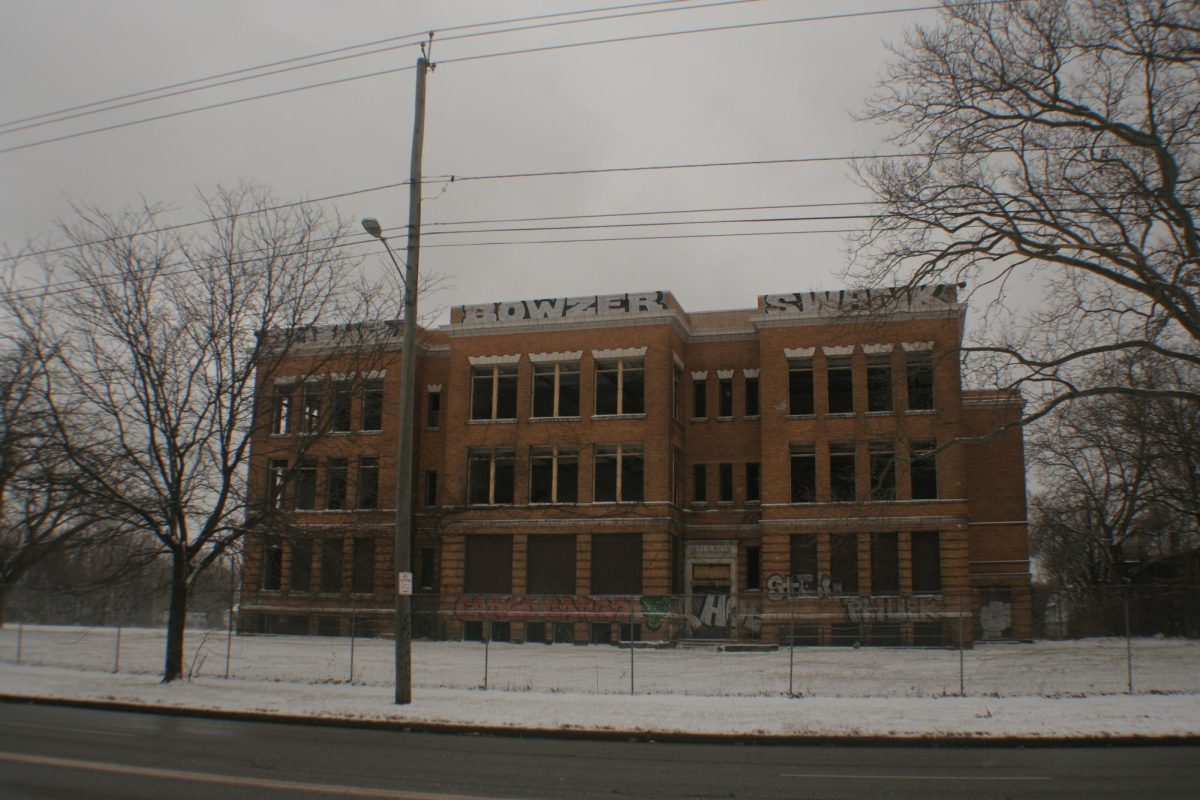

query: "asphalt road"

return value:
[0, 702, 1196, 799]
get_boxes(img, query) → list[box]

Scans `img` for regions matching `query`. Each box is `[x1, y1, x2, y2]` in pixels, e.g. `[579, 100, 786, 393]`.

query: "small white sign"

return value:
[397, 572, 413, 596]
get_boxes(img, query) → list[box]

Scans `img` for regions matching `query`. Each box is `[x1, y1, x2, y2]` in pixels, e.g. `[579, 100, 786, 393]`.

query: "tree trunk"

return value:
[162, 554, 189, 683]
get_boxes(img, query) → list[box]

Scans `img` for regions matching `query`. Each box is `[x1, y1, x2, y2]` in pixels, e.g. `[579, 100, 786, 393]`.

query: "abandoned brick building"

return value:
[240, 285, 1033, 646]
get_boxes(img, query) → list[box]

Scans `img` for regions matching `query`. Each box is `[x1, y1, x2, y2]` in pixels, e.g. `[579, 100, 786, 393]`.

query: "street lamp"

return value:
[362, 216, 418, 704]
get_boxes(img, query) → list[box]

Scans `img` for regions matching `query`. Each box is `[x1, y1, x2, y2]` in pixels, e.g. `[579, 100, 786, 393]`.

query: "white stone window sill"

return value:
[528, 416, 582, 423]
[905, 409, 936, 415]
[591, 413, 647, 421]
[467, 418, 518, 425]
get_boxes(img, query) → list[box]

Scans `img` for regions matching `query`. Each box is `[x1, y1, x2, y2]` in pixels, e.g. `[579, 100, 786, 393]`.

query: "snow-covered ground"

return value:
[1, 625, 1198, 738]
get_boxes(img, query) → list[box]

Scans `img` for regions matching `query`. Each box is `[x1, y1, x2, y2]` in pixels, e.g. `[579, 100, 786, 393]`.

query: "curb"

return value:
[4, 694, 1199, 748]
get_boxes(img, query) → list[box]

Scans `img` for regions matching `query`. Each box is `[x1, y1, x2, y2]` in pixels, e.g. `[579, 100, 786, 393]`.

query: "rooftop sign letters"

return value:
[761, 284, 961, 315]
[459, 291, 669, 325]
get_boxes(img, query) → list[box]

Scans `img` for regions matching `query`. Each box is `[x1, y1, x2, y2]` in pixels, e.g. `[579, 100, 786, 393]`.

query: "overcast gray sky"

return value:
[1, 0, 953, 325]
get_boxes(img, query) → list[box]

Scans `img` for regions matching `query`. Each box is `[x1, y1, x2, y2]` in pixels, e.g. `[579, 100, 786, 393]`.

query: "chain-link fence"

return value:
[3, 585, 1198, 698]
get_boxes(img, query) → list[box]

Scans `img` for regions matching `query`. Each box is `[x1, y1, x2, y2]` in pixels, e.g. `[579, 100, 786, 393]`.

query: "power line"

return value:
[0, 2, 985, 156]
[0, 1, 755, 139]
[0, 0, 702, 133]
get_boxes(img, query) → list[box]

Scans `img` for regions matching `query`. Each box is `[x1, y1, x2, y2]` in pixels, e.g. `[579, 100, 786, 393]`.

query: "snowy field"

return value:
[2, 626, 1199, 739]
[2, 624, 1198, 698]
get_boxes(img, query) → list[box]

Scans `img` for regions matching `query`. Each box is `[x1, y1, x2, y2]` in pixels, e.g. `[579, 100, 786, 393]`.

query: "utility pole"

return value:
[394, 49, 432, 706]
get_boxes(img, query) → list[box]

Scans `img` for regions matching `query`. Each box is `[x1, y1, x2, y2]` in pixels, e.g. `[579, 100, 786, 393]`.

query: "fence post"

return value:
[349, 610, 357, 684]
[224, 605, 234, 680]
[16, 621, 23, 664]
[788, 586, 796, 697]
[1124, 587, 1134, 695]
[629, 606, 635, 696]
[113, 624, 122, 674]
[957, 591, 965, 697]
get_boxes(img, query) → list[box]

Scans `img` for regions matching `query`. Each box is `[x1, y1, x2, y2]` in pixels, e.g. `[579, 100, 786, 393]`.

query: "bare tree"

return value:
[854, 0, 1199, 422]
[5, 184, 391, 682]
[1030, 355, 1199, 589]
[0, 338, 121, 625]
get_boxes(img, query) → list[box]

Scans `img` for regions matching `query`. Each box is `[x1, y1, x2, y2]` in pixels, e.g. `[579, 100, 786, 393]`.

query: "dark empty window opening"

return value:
[692, 377, 707, 419]
[331, 382, 353, 432]
[262, 539, 282, 591]
[530, 446, 578, 504]
[718, 377, 733, 417]
[463, 535, 514, 594]
[692, 464, 707, 504]
[320, 538, 343, 593]
[790, 534, 818, 592]
[590, 623, 613, 644]
[871, 532, 900, 595]
[468, 448, 515, 505]
[790, 445, 816, 503]
[746, 462, 761, 502]
[295, 461, 317, 510]
[357, 457, 379, 509]
[289, 538, 312, 593]
[911, 531, 942, 593]
[419, 547, 436, 591]
[869, 442, 896, 501]
[526, 535, 577, 595]
[830, 533, 859, 594]
[718, 462, 733, 503]
[593, 444, 643, 503]
[788, 359, 814, 415]
[672, 365, 683, 421]
[595, 358, 644, 416]
[424, 470, 438, 507]
[591, 533, 642, 595]
[907, 352, 934, 410]
[911, 441, 938, 500]
[362, 379, 383, 431]
[745, 545, 761, 591]
[827, 356, 854, 414]
[744, 376, 760, 416]
[867, 355, 893, 412]
[426, 389, 441, 429]
[830, 443, 857, 502]
[471, 365, 518, 421]
[326, 459, 348, 510]
[352, 537, 375, 594]
[462, 621, 484, 642]
[532, 362, 580, 418]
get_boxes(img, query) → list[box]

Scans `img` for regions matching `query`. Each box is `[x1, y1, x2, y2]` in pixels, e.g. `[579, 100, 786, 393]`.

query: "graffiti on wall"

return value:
[842, 595, 940, 624]
[690, 593, 735, 634]
[453, 594, 672, 630]
[765, 573, 844, 601]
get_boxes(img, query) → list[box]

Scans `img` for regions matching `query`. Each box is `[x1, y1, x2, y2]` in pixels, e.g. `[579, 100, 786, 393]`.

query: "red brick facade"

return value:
[241, 286, 1033, 645]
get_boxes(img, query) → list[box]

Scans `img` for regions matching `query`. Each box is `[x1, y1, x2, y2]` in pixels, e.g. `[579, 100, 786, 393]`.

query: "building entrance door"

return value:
[684, 540, 738, 639]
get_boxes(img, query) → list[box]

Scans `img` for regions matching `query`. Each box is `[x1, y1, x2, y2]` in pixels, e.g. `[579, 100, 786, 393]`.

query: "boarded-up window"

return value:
[295, 461, 317, 510]
[911, 531, 942, 593]
[831, 533, 858, 594]
[692, 463, 707, 503]
[419, 547, 436, 591]
[591, 533, 642, 595]
[320, 538, 343, 593]
[718, 463, 733, 503]
[745, 545, 761, 590]
[464, 535, 513, 594]
[326, 459, 348, 510]
[352, 537, 375, 594]
[789, 534, 818, 587]
[911, 441, 938, 500]
[746, 462, 761, 502]
[527, 535, 576, 595]
[289, 539, 312, 592]
[871, 532, 900, 595]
